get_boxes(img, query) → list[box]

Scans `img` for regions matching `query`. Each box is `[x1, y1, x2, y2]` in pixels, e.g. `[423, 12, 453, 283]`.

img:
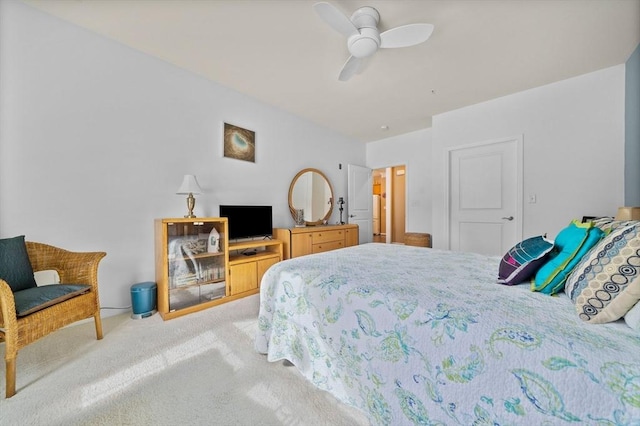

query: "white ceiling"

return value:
[23, 0, 640, 143]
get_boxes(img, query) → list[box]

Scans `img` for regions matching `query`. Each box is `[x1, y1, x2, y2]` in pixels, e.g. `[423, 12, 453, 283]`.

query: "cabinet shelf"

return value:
[170, 277, 226, 289]
[228, 239, 283, 264]
[168, 251, 225, 262]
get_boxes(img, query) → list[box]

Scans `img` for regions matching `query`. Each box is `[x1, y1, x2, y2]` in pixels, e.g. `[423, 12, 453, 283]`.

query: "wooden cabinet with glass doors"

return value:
[154, 218, 229, 320]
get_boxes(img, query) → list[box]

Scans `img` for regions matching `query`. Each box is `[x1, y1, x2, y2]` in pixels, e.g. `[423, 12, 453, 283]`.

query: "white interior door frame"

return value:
[347, 164, 373, 244]
[444, 135, 523, 251]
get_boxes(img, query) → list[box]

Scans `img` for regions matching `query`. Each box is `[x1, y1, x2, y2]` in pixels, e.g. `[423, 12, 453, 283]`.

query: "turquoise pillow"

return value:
[533, 220, 604, 295]
[0, 235, 37, 292]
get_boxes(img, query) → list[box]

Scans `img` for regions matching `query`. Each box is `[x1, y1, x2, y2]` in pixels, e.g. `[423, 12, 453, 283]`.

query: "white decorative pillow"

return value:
[33, 270, 60, 286]
[625, 301, 640, 330]
[565, 223, 640, 324]
[592, 217, 639, 232]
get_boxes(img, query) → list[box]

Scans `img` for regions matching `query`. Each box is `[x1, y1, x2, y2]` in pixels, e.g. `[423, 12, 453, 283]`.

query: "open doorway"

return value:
[372, 165, 406, 244]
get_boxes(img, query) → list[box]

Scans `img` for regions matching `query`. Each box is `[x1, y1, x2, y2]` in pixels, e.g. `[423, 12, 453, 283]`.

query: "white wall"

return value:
[431, 65, 625, 249]
[366, 128, 432, 234]
[0, 1, 364, 313]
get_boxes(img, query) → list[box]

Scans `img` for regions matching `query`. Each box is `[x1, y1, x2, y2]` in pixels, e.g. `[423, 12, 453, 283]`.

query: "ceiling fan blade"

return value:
[338, 56, 363, 81]
[313, 2, 359, 38]
[380, 23, 434, 49]
[355, 56, 371, 75]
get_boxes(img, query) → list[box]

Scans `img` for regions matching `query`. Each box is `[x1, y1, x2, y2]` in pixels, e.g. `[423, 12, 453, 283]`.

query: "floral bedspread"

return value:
[254, 243, 640, 425]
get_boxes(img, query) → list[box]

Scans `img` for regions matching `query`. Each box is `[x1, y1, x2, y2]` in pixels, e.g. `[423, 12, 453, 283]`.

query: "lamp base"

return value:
[185, 193, 196, 218]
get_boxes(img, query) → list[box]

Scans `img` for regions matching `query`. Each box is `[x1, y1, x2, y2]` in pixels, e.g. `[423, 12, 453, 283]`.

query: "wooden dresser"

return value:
[274, 224, 358, 259]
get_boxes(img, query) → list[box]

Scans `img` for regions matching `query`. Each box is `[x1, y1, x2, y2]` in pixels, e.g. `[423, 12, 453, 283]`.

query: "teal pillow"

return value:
[533, 220, 604, 295]
[13, 284, 90, 317]
[0, 235, 37, 292]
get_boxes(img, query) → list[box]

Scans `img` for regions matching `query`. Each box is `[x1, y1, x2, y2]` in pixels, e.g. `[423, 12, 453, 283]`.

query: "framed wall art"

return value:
[223, 123, 255, 163]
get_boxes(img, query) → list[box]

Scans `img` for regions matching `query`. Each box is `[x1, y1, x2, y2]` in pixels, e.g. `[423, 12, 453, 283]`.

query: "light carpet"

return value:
[0, 294, 369, 425]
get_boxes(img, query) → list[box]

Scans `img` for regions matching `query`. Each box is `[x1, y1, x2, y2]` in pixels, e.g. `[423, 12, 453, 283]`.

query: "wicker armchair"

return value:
[0, 242, 106, 398]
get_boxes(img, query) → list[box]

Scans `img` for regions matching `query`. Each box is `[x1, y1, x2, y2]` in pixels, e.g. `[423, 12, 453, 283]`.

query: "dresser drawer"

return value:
[311, 230, 344, 244]
[274, 224, 358, 260]
[312, 240, 344, 254]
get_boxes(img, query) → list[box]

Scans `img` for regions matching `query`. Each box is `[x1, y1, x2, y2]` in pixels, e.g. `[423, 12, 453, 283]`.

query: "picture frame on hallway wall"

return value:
[223, 123, 255, 163]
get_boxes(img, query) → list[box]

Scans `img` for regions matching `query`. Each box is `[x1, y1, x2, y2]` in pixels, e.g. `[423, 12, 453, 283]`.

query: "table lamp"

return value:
[176, 175, 203, 218]
[615, 206, 640, 221]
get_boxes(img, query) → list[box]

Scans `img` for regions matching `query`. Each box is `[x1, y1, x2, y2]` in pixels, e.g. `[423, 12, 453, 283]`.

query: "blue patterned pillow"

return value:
[565, 222, 640, 323]
[497, 236, 554, 285]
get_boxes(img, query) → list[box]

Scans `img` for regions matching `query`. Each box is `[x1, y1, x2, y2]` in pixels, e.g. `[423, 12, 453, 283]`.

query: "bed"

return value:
[255, 242, 640, 425]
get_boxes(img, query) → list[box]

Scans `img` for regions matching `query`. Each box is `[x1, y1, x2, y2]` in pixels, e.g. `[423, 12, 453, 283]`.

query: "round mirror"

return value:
[288, 168, 334, 226]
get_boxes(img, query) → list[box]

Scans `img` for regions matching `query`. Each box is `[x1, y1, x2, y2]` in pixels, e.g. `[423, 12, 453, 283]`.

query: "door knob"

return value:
[502, 216, 514, 221]
[349, 214, 356, 218]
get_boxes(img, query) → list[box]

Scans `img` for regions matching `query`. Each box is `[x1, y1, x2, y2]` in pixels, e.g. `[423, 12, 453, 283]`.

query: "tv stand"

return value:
[228, 239, 283, 296]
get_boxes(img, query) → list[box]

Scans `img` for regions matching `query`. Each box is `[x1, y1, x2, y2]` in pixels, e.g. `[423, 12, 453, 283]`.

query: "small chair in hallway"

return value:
[404, 232, 432, 248]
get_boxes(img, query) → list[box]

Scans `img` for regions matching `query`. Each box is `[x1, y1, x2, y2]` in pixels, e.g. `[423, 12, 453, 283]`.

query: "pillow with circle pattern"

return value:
[565, 222, 640, 324]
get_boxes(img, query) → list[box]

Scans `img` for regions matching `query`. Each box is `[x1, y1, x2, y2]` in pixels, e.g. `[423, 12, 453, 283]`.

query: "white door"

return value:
[447, 136, 522, 256]
[372, 195, 381, 235]
[348, 164, 373, 244]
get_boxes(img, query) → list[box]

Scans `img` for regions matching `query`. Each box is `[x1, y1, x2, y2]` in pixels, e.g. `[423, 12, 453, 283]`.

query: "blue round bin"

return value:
[130, 282, 157, 319]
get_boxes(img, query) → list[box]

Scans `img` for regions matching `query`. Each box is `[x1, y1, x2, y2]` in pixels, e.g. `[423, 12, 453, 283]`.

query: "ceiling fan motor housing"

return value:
[348, 29, 380, 58]
[348, 6, 381, 58]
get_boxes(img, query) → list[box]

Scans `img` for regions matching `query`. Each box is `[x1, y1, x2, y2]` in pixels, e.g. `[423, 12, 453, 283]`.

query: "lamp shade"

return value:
[615, 206, 640, 221]
[176, 175, 203, 195]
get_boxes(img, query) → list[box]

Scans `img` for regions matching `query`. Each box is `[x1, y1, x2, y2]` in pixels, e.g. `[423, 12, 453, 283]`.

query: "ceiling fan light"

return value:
[348, 27, 380, 58]
[349, 37, 378, 58]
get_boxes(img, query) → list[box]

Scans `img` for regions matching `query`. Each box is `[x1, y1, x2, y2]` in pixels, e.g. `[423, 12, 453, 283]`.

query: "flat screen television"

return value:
[219, 205, 273, 240]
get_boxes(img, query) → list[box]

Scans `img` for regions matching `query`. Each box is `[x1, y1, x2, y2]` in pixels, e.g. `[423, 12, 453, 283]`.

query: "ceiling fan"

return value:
[313, 2, 434, 81]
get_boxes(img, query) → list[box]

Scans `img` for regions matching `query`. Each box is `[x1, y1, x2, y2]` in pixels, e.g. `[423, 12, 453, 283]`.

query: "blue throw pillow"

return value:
[533, 220, 604, 295]
[0, 235, 37, 292]
[498, 236, 554, 285]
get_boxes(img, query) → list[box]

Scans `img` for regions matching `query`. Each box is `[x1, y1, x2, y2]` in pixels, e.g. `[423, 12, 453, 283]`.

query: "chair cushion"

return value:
[0, 235, 37, 292]
[13, 284, 90, 317]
